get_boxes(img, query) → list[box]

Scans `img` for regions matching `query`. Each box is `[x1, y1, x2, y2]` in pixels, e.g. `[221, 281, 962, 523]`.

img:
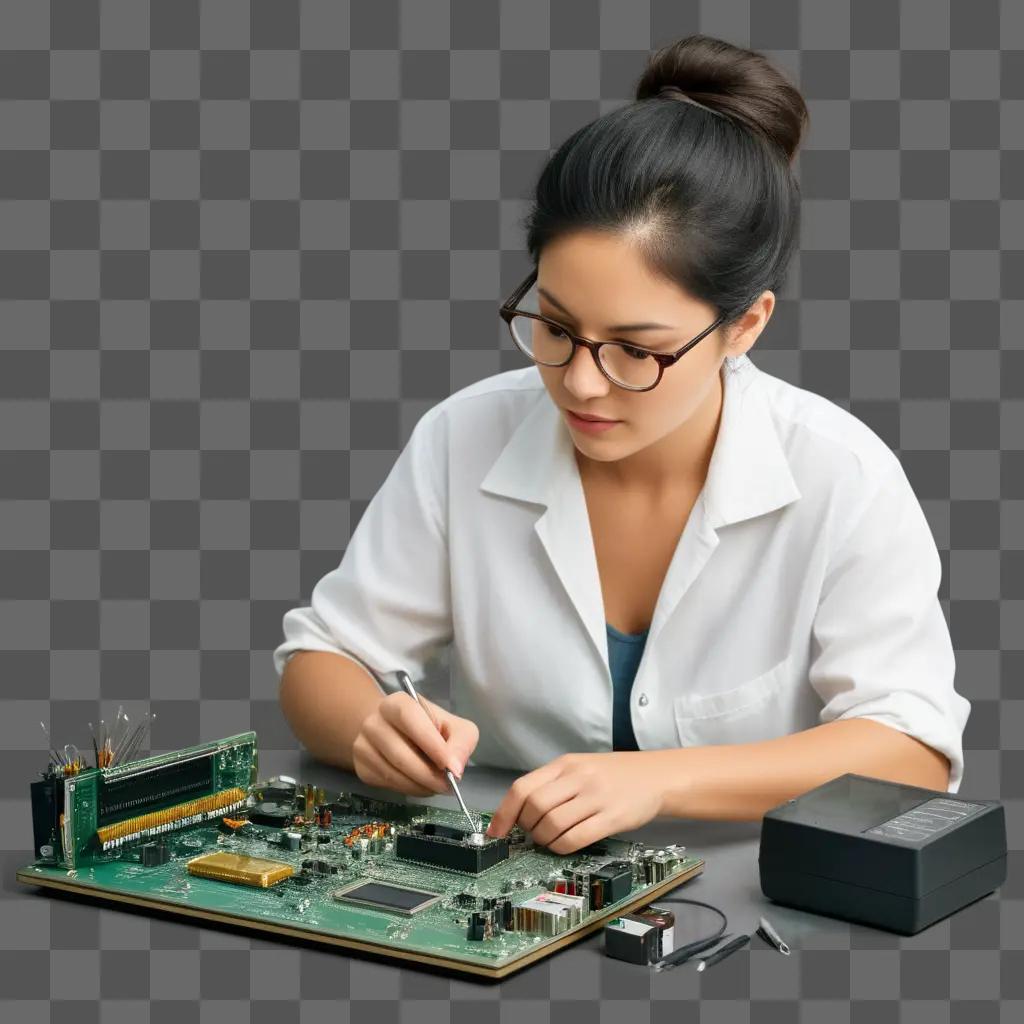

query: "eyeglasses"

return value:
[499, 267, 727, 392]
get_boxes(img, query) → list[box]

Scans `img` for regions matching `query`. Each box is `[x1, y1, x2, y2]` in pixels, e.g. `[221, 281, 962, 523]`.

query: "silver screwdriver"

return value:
[395, 670, 483, 841]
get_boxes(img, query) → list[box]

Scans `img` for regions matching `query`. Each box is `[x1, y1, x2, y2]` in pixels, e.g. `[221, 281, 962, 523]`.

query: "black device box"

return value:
[759, 773, 1007, 935]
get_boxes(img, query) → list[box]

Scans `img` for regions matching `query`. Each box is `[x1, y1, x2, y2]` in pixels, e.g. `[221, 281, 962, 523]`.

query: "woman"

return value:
[274, 35, 970, 854]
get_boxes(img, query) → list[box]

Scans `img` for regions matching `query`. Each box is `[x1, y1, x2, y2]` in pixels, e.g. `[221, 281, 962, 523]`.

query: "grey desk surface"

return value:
[11, 753, 1012, 1015]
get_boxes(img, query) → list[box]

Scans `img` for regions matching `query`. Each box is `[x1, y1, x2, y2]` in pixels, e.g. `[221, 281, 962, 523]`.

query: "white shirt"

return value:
[273, 353, 971, 793]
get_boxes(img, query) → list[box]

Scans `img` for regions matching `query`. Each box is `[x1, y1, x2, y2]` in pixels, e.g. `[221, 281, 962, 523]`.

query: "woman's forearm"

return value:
[653, 718, 952, 821]
[278, 650, 386, 771]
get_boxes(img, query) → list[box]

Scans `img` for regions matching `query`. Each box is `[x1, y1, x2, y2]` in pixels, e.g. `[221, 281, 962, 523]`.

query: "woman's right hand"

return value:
[351, 691, 480, 798]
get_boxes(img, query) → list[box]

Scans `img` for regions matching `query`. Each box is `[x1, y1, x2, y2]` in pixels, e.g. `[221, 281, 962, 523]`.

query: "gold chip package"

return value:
[186, 850, 294, 888]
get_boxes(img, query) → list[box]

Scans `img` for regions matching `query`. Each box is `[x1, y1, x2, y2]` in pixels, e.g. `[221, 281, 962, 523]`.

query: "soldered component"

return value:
[512, 891, 586, 935]
[341, 820, 390, 854]
[97, 786, 247, 849]
[466, 895, 514, 940]
[186, 850, 294, 888]
[394, 821, 510, 873]
[639, 844, 686, 883]
[249, 799, 295, 827]
[139, 840, 170, 867]
[301, 858, 339, 875]
[332, 879, 442, 916]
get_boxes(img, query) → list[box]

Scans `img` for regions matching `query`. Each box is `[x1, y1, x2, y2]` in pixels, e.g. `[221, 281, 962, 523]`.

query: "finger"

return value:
[516, 774, 582, 834]
[541, 809, 608, 855]
[356, 738, 439, 797]
[437, 713, 480, 778]
[530, 792, 602, 849]
[485, 761, 564, 838]
[381, 694, 455, 775]
[364, 716, 450, 794]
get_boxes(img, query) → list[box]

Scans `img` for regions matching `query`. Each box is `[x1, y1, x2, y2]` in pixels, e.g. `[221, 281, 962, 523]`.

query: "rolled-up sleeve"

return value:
[272, 405, 453, 695]
[808, 457, 971, 793]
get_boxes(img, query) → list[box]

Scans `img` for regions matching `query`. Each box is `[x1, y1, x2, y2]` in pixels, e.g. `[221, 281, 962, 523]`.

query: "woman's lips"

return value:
[568, 409, 618, 422]
[565, 409, 621, 433]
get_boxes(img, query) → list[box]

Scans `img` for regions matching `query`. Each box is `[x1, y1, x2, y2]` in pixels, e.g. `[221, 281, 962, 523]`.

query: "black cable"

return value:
[639, 896, 730, 971]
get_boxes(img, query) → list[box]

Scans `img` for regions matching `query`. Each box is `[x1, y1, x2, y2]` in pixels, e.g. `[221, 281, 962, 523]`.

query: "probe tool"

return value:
[396, 669, 483, 841]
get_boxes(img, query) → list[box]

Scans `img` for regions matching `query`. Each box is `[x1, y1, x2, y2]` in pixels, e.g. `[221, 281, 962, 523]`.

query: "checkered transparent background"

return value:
[1, 0, 1022, 1018]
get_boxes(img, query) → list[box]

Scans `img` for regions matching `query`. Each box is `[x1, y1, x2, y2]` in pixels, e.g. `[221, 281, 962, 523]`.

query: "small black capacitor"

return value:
[140, 841, 169, 867]
[467, 911, 486, 941]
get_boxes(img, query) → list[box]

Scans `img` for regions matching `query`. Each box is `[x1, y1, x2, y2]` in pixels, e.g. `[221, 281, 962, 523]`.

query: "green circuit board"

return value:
[18, 732, 703, 978]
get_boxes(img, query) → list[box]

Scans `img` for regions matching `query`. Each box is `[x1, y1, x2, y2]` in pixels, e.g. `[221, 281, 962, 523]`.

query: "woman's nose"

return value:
[562, 343, 612, 396]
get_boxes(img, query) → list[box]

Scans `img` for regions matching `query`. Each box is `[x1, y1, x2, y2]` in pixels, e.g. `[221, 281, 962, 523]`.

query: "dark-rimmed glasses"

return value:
[499, 267, 727, 392]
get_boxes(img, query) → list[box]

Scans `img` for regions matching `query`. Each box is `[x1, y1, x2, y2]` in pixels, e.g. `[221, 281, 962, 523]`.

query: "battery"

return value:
[634, 904, 675, 958]
[604, 913, 659, 965]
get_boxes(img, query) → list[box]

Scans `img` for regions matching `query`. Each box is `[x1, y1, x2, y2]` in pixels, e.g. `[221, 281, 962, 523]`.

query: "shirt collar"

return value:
[479, 354, 802, 529]
[479, 354, 803, 664]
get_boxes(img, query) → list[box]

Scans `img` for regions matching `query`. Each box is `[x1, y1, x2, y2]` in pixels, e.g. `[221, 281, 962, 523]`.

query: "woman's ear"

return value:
[726, 289, 775, 359]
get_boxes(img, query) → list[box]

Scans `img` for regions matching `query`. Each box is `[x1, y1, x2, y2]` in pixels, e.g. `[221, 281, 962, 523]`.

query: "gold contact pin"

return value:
[96, 786, 247, 845]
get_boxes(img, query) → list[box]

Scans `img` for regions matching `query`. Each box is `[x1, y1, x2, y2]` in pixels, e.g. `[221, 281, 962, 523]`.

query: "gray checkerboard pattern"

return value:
[1, 0, 1022, 1017]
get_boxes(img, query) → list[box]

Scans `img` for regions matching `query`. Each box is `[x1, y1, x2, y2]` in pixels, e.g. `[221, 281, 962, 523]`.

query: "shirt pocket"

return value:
[672, 655, 791, 747]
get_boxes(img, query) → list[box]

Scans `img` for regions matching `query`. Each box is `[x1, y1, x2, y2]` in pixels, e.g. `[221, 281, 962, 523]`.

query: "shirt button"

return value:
[638, 693, 649, 707]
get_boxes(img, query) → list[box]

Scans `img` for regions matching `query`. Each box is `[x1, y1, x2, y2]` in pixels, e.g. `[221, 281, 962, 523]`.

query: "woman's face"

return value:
[534, 231, 769, 468]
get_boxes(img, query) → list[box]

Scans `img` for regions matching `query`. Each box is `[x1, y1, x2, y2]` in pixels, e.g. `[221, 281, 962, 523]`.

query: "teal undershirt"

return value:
[606, 621, 649, 751]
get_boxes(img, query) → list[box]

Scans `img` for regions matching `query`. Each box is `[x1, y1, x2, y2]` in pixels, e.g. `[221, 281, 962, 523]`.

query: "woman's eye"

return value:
[620, 345, 651, 360]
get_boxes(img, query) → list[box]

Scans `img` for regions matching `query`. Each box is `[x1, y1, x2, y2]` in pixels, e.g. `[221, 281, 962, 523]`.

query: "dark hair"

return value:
[521, 34, 809, 340]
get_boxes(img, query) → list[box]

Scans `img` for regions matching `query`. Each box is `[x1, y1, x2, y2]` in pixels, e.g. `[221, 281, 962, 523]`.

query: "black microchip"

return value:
[333, 880, 442, 915]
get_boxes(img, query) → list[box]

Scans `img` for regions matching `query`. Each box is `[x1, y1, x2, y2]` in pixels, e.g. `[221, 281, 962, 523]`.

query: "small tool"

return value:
[695, 932, 750, 972]
[756, 915, 790, 955]
[653, 932, 732, 971]
[395, 670, 482, 839]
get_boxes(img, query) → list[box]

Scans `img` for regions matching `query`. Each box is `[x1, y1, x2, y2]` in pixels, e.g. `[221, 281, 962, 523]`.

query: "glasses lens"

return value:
[599, 344, 661, 389]
[507, 280, 660, 389]
[509, 314, 574, 366]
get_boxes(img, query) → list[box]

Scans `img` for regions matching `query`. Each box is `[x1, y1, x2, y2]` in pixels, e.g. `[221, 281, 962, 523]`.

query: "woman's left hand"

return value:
[483, 752, 666, 854]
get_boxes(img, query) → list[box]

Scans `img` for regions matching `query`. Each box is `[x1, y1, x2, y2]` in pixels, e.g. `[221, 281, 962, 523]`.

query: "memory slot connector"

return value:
[97, 786, 247, 850]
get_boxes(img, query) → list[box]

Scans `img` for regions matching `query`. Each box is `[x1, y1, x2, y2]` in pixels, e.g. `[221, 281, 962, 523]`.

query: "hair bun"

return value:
[636, 33, 808, 163]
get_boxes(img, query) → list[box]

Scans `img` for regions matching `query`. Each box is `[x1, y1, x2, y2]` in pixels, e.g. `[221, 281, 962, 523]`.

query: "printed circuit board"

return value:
[17, 729, 703, 977]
